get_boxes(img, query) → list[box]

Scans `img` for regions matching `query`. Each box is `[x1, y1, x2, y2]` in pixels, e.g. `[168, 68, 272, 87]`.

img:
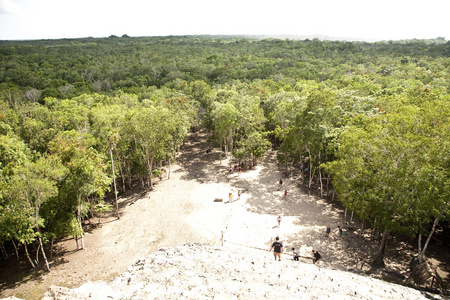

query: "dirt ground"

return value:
[0, 129, 449, 299]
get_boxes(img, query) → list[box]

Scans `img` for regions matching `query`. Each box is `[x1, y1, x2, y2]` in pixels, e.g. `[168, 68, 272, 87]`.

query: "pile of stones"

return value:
[42, 243, 432, 299]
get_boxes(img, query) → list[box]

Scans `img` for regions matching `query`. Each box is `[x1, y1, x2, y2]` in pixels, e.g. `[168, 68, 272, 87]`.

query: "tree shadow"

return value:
[0, 254, 47, 293]
[176, 129, 227, 183]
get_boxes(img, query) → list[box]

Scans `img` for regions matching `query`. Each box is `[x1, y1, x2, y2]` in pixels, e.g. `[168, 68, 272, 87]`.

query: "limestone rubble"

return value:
[42, 243, 434, 300]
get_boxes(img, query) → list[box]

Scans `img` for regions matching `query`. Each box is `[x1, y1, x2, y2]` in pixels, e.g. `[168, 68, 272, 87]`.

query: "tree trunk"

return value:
[168, 159, 172, 179]
[219, 141, 223, 164]
[126, 161, 132, 191]
[149, 157, 154, 189]
[49, 238, 54, 260]
[319, 169, 324, 198]
[35, 243, 40, 265]
[418, 202, 449, 263]
[371, 218, 377, 238]
[326, 174, 330, 198]
[110, 146, 120, 219]
[307, 150, 312, 196]
[417, 234, 423, 263]
[229, 129, 234, 155]
[372, 228, 389, 268]
[37, 234, 50, 271]
[318, 151, 323, 197]
[77, 203, 85, 250]
[11, 238, 19, 260]
[24, 244, 36, 269]
[146, 156, 152, 189]
[344, 207, 347, 223]
[1, 244, 8, 260]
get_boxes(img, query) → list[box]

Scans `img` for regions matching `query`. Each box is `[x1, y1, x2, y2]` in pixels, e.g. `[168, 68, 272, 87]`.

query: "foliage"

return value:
[323, 100, 449, 243]
[0, 35, 449, 268]
[95, 201, 113, 224]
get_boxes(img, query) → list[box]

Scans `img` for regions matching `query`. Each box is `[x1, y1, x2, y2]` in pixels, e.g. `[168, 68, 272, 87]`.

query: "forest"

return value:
[0, 35, 449, 271]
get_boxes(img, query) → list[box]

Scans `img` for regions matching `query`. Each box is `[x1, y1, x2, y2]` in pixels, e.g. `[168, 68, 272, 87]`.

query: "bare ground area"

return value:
[1, 129, 449, 299]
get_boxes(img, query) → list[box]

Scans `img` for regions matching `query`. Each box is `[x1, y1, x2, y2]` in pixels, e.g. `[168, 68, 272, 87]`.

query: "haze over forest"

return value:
[1, 0, 449, 41]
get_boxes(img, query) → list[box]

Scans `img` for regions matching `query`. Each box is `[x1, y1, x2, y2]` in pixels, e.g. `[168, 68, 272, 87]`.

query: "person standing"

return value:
[338, 226, 343, 239]
[284, 190, 288, 200]
[292, 247, 300, 261]
[325, 225, 331, 237]
[270, 237, 283, 261]
[278, 178, 283, 191]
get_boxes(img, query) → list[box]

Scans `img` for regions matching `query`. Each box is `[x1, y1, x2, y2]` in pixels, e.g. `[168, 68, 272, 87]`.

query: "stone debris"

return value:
[41, 243, 434, 300]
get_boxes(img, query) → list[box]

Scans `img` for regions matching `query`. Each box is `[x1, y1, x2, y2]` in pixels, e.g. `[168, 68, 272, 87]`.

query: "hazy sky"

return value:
[0, 0, 449, 41]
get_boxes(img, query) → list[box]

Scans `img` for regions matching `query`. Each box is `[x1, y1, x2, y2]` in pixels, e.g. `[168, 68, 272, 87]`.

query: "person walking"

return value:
[270, 237, 283, 261]
[292, 247, 300, 261]
[278, 178, 283, 191]
[312, 250, 321, 264]
[277, 215, 282, 227]
[284, 190, 288, 200]
[338, 226, 343, 239]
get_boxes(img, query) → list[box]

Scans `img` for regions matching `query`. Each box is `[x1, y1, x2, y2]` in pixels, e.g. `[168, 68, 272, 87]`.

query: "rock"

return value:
[41, 244, 435, 300]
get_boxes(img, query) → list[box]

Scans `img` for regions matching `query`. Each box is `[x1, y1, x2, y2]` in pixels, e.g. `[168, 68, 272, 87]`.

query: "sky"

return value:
[0, 0, 449, 41]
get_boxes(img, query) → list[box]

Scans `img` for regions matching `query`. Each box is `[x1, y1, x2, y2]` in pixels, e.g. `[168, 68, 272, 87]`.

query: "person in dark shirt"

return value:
[312, 250, 321, 264]
[270, 237, 283, 261]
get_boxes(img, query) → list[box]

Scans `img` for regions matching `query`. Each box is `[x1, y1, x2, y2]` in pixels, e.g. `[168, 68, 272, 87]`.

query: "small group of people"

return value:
[270, 236, 321, 264]
[325, 225, 343, 239]
[268, 222, 343, 265]
[277, 179, 288, 200]
[229, 161, 254, 174]
[229, 166, 242, 174]
[228, 190, 241, 202]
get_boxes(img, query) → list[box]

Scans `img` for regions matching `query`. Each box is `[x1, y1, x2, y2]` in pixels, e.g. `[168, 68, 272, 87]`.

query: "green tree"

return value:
[0, 134, 33, 266]
[90, 102, 126, 219]
[124, 106, 174, 189]
[237, 131, 271, 165]
[48, 133, 110, 250]
[208, 102, 238, 156]
[6, 154, 65, 271]
[324, 101, 450, 267]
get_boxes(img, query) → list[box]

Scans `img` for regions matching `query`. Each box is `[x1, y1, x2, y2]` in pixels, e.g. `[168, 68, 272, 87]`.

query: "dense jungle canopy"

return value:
[0, 35, 449, 270]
